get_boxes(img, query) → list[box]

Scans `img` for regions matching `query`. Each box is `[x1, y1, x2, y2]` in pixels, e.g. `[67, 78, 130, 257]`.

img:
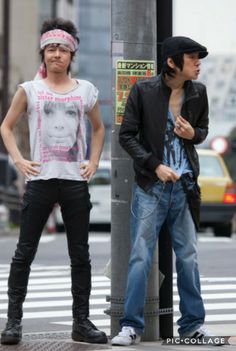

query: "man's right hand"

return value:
[14, 158, 41, 179]
[155, 164, 180, 183]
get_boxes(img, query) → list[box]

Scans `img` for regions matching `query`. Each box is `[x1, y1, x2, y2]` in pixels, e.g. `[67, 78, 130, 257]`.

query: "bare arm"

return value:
[80, 101, 105, 181]
[0, 87, 40, 178]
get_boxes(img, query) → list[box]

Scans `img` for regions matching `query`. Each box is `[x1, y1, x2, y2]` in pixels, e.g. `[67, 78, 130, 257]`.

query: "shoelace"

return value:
[6, 320, 21, 331]
[79, 318, 98, 331]
[119, 327, 136, 339]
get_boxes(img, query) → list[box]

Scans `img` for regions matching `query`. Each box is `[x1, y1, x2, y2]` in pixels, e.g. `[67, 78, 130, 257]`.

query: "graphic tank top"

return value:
[20, 79, 98, 181]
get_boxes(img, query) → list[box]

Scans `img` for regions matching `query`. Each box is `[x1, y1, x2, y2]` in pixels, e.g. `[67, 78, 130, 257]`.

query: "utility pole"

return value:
[51, 0, 58, 19]
[156, 0, 173, 339]
[0, 0, 10, 154]
[109, 0, 159, 341]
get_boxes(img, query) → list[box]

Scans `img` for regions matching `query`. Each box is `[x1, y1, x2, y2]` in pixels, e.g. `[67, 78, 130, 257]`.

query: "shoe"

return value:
[184, 325, 212, 339]
[111, 326, 141, 346]
[72, 318, 107, 344]
[1, 319, 22, 345]
[182, 325, 226, 346]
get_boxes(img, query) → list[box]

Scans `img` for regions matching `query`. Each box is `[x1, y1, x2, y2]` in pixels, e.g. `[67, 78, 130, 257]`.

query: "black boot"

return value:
[1, 319, 22, 345]
[72, 318, 107, 344]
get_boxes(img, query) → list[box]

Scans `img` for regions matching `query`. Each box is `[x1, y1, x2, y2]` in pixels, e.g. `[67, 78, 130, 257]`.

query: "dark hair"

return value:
[162, 53, 184, 78]
[39, 17, 80, 73]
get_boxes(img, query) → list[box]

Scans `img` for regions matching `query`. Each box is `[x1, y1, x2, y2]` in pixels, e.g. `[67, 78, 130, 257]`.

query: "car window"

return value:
[89, 169, 111, 185]
[199, 155, 225, 177]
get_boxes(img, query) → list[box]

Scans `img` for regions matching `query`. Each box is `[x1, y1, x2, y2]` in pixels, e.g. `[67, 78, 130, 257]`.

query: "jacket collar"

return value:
[160, 72, 200, 102]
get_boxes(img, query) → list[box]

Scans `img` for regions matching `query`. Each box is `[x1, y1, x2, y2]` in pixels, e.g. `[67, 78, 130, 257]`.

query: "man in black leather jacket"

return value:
[112, 36, 211, 346]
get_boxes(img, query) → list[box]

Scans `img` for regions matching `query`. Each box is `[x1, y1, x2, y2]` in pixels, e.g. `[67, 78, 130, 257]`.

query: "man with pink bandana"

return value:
[0, 18, 107, 345]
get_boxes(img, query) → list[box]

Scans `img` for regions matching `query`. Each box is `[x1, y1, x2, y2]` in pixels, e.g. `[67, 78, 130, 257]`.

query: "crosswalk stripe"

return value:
[1, 289, 236, 302]
[0, 308, 105, 319]
[0, 297, 106, 309]
[0, 268, 110, 281]
[2, 271, 236, 283]
[38, 234, 110, 244]
[1, 300, 235, 312]
[174, 292, 236, 300]
[198, 237, 232, 242]
[0, 289, 110, 300]
[173, 277, 236, 283]
[173, 284, 236, 291]
[0, 271, 69, 279]
[174, 314, 236, 323]
[0, 278, 110, 287]
[0, 264, 236, 327]
[174, 302, 236, 311]
[1, 277, 236, 290]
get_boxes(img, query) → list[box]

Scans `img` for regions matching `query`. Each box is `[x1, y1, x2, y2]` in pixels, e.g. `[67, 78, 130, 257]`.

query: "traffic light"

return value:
[210, 136, 229, 154]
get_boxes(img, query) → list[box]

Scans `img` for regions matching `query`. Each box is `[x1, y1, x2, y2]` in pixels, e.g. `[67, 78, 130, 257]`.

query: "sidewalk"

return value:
[109, 324, 236, 350]
[3, 335, 234, 351]
[109, 339, 235, 350]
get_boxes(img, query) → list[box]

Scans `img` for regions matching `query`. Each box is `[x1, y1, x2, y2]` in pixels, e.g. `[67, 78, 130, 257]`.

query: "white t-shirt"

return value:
[20, 79, 98, 181]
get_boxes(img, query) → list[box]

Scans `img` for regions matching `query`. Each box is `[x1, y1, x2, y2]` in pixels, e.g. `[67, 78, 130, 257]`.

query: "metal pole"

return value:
[0, 0, 10, 154]
[51, 0, 58, 19]
[156, 0, 174, 339]
[109, 0, 159, 341]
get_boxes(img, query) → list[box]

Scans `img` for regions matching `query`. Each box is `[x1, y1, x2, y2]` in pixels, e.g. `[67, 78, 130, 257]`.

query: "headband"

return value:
[40, 29, 78, 52]
[35, 29, 78, 80]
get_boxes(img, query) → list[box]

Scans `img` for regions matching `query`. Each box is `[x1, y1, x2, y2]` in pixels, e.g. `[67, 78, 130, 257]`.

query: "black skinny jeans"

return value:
[7, 179, 92, 320]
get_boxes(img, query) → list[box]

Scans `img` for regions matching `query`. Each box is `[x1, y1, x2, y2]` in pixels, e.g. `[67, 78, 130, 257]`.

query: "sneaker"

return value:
[111, 326, 141, 346]
[182, 325, 226, 346]
[186, 325, 212, 339]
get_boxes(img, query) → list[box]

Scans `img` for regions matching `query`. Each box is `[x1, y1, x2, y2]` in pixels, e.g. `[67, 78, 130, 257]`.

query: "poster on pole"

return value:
[115, 60, 155, 125]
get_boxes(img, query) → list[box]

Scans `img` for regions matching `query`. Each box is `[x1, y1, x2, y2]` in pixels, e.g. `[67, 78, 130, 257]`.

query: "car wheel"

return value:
[214, 223, 232, 237]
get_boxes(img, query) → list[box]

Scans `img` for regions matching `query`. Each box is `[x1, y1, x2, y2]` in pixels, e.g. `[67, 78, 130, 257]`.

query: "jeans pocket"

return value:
[131, 186, 157, 220]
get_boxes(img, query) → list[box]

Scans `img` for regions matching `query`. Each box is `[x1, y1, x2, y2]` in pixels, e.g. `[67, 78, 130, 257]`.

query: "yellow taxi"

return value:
[197, 149, 236, 237]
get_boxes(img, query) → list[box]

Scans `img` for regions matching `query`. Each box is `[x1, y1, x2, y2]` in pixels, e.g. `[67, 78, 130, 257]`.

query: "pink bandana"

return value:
[40, 29, 78, 52]
[35, 29, 78, 80]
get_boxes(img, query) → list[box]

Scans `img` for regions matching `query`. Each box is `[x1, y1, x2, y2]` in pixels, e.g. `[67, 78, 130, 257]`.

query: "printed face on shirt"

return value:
[41, 101, 80, 161]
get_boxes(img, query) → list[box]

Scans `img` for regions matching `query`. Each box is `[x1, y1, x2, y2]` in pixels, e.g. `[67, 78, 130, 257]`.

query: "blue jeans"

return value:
[121, 180, 205, 336]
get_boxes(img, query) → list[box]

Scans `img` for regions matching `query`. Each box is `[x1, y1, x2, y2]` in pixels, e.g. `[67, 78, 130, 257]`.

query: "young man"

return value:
[111, 36, 210, 346]
[0, 18, 107, 345]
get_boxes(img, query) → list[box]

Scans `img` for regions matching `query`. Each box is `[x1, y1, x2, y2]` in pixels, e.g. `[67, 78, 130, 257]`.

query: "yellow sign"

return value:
[115, 60, 155, 124]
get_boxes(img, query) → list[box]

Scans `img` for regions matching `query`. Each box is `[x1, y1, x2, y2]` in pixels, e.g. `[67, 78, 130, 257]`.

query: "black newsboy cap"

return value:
[162, 36, 208, 60]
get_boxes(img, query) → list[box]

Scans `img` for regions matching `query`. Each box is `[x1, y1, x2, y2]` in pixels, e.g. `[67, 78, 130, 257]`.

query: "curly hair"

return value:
[40, 17, 80, 44]
[39, 17, 80, 71]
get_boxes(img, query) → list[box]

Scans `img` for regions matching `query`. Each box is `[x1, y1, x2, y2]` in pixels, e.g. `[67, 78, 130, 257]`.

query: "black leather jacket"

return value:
[119, 73, 209, 192]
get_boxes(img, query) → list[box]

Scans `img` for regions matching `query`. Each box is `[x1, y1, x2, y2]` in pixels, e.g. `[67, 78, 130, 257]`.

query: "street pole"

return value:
[109, 0, 159, 341]
[51, 0, 58, 19]
[0, 0, 10, 154]
[156, 0, 173, 339]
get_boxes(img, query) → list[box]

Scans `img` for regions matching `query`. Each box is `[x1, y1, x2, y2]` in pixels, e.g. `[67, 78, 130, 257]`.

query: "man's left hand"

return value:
[174, 115, 195, 140]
